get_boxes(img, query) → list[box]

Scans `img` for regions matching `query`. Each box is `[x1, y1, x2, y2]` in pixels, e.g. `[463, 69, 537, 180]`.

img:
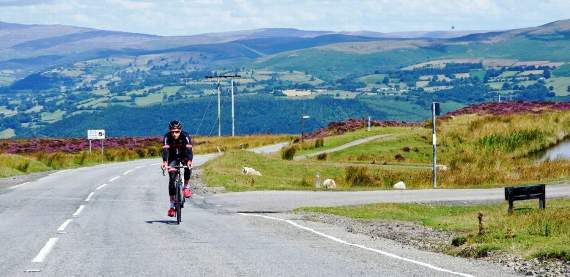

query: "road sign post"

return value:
[431, 102, 440, 188]
[87, 129, 106, 160]
[301, 115, 310, 142]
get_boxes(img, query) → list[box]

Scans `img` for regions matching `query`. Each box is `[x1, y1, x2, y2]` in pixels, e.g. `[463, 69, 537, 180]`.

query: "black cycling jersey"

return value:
[162, 130, 193, 162]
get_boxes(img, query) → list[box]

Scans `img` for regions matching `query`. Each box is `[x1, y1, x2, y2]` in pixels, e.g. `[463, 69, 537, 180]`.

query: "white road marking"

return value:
[84, 192, 95, 202]
[57, 219, 73, 232]
[96, 183, 108, 190]
[49, 169, 69, 176]
[151, 162, 161, 166]
[72, 205, 85, 217]
[24, 269, 41, 272]
[32, 238, 59, 263]
[10, 182, 30, 189]
[109, 176, 120, 182]
[123, 169, 134, 175]
[239, 213, 474, 277]
[135, 166, 144, 169]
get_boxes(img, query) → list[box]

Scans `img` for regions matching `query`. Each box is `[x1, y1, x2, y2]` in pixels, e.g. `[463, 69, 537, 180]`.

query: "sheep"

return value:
[241, 167, 262, 176]
[322, 179, 336, 189]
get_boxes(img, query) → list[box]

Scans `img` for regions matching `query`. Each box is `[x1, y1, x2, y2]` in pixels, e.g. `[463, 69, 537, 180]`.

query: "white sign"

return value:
[87, 129, 106, 140]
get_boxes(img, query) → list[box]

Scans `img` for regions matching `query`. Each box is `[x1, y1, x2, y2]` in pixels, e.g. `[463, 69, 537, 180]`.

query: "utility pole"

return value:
[432, 102, 440, 188]
[231, 79, 235, 137]
[217, 80, 221, 136]
[205, 74, 241, 137]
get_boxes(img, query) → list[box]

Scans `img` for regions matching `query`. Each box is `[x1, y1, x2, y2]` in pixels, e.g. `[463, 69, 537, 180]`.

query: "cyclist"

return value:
[161, 120, 193, 217]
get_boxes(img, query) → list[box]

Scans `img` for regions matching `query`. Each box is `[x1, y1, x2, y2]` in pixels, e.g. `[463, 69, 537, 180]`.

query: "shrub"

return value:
[451, 236, 467, 247]
[345, 166, 372, 186]
[281, 145, 297, 160]
[314, 138, 325, 148]
[479, 129, 544, 152]
[316, 153, 328, 160]
[394, 153, 405, 161]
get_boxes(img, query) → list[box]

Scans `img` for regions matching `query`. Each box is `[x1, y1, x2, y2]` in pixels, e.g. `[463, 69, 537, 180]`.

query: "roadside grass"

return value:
[203, 111, 570, 191]
[0, 135, 290, 178]
[0, 154, 50, 176]
[325, 128, 432, 164]
[203, 150, 347, 191]
[438, 111, 570, 187]
[194, 135, 293, 154]
[295, 127, 408, 156]
[203, 149, 439, 191]
[298, 199, 570, 261]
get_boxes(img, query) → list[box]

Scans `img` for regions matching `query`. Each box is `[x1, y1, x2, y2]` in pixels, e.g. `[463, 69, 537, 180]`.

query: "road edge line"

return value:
[238, 213, 474, 277]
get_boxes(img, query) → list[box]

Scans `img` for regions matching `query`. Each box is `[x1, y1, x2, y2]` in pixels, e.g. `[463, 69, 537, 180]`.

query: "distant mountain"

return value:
[341, 30, 487, 39]
[0, 21, 488, 76]
[1, 19, 570, 138]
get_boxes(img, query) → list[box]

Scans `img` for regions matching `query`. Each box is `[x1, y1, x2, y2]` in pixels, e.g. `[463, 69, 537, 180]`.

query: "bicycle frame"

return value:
[162, 165, 191, 224]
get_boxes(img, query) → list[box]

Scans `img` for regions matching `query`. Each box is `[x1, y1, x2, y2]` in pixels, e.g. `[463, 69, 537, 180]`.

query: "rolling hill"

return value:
[0, 19, 569, 138]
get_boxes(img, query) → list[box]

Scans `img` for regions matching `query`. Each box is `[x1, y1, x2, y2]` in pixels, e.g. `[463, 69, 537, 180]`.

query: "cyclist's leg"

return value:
[182, 160, 192, 198]
[168, 159, 178, 204]
[183, 161, 191, 185]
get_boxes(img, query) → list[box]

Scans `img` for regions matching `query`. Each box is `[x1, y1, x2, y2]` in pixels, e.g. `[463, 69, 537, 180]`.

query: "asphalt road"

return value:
[2, 151, 554, 276]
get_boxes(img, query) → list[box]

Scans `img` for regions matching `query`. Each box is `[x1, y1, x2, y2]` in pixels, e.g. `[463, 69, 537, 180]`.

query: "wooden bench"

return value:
[504, 184, 545, 214]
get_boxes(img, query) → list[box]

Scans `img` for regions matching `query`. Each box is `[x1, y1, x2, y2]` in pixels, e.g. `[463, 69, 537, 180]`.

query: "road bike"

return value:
[162, 165, 191, 224]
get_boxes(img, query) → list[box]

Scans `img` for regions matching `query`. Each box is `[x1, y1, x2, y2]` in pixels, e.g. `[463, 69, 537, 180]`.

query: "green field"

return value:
[325, 128, 431, 164]
[0, 128, 15, 139]
[547, 77, 570, 96]
[498, 71, 518, 78]
[357, 74, 387, 85]
[469, 69, 486, 80]
[299, 199, 570, 260]
[553, 63, 570, 77]
[296, 127, 401, 156]
[40, 110, 66, 123]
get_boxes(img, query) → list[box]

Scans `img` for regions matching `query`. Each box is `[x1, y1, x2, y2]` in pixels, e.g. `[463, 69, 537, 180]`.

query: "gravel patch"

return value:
[189, 167, 225, 195]
[299, 212, 570, 277]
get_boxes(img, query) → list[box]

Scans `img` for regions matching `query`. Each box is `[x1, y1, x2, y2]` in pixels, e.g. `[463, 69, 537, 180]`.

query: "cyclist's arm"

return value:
[162, 135, 170, 162]
[185, 135, 193, 163]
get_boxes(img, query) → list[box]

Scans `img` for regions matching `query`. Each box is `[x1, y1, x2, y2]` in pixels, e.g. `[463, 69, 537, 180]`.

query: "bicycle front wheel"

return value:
[175, 182, 182, 224]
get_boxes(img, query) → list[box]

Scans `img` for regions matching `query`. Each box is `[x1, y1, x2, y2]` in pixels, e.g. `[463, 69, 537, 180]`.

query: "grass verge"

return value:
[0, 135, 291, 178]
[298, 199, 570, 261]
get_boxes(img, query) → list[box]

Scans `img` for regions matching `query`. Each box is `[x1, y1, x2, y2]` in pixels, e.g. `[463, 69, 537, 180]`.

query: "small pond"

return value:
[538, 140, 570, 162]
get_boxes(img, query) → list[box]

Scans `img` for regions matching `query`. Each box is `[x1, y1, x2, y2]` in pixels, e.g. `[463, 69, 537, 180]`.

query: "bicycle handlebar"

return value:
[169, 165, 192, 169]
[161, 165, 192, 176]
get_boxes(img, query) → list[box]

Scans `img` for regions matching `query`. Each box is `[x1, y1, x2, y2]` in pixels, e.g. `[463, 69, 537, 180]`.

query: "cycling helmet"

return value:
[168, 120, 183, 130]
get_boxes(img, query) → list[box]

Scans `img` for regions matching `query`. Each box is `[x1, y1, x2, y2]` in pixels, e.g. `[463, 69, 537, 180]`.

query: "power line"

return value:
[204, 74, 242, 137]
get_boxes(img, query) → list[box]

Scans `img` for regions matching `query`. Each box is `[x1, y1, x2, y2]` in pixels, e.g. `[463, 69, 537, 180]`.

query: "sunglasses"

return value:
[170, 130, 181, 134]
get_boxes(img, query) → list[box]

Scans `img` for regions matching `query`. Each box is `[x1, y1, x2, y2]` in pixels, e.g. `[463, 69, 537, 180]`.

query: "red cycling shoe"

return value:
[183, 187, 192, 198]
[167, 207, 176, 217]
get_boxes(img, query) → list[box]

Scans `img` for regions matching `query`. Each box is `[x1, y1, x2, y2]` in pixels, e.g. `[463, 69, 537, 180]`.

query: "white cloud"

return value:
[0, 0, 568, 35]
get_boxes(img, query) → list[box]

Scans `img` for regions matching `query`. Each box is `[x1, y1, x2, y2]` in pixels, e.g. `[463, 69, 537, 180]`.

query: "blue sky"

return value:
[0, 0, 569, 36]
